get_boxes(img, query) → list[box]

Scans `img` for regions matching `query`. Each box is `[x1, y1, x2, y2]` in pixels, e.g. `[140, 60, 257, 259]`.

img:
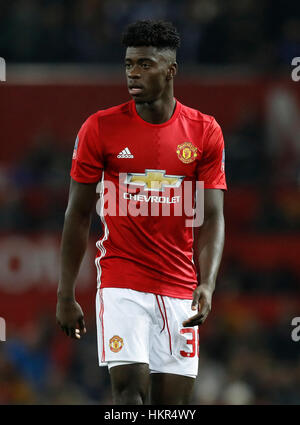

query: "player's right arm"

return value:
[56, 178, 98, 339]
[56, 113, 104, 339]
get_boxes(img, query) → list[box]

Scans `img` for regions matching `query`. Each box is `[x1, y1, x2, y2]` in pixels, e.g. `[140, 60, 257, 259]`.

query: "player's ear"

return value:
[167, 63, 177, 80]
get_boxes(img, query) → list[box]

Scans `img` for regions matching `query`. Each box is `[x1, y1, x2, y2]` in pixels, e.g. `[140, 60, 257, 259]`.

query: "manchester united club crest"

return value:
[109, 335, 124, 353]
[176, 142, 198, 164]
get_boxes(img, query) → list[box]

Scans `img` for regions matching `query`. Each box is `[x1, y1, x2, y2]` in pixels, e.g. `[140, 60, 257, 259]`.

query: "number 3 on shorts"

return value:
[180, 328, 200, 358]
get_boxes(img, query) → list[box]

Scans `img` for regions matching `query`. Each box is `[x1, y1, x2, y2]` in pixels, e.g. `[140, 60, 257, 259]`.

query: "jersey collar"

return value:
[131, 99, 181, 127]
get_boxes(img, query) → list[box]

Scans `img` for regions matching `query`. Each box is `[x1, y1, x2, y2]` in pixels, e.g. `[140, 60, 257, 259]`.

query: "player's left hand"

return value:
[182, 284, 213, 327]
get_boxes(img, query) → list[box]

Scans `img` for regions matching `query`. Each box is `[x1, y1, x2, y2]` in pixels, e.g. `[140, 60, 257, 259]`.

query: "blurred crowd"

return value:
[0, 100, 299, 404]
[0, 116, 299, 404]
[1, 0, 300, 406]
[0, 0, 299, 66]
[1, 297, 299, 405]
[193, 299, 300, 405]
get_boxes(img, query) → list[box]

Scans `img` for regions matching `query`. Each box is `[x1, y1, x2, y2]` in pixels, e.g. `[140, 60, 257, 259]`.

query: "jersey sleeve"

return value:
[197, 117, 227, 190]
[70, 113, 104, 183]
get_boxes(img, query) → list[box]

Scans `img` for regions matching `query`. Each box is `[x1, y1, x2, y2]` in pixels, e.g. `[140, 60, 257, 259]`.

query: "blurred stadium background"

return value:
[1, 0, 300, 405]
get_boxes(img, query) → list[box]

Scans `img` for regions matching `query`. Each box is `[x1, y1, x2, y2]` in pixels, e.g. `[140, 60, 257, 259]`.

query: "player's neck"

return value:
[135, 94, 176, 125]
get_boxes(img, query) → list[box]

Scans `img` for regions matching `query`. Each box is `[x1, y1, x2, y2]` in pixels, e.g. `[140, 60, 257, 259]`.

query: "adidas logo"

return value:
[117, 147, 134, 158]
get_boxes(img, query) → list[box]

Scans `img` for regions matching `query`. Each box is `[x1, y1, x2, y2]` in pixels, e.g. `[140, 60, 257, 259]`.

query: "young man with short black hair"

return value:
[56, 20, 226, 405]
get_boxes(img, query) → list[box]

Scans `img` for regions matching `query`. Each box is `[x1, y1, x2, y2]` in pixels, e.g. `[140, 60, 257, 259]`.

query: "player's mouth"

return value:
[128, 85, 144, 96]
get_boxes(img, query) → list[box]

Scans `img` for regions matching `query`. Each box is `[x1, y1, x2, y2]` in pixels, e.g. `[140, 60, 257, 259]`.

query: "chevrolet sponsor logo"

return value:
[124, 169, 185, 192]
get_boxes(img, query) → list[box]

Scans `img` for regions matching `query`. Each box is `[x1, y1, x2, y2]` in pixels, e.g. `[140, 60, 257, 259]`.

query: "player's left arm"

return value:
[182, 188, 224, 327]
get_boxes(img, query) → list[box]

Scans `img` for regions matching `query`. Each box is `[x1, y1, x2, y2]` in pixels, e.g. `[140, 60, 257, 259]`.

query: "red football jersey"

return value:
[71, 99, 226, 299]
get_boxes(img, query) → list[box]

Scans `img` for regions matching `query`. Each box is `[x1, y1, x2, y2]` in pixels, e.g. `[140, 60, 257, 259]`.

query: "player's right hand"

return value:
[56, 297, 86, 339]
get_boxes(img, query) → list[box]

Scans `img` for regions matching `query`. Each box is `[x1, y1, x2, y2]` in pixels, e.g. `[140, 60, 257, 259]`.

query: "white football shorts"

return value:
[95, 287, 199, 378]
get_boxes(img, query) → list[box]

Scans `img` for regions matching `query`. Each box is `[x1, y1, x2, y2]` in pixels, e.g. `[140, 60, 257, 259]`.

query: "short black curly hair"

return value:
[122, 20, 180, 51]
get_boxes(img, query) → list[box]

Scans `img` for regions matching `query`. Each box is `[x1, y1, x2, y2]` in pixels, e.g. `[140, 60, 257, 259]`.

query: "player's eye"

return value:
[125, 63, 132, 69]
[141, 63, 150, 69]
